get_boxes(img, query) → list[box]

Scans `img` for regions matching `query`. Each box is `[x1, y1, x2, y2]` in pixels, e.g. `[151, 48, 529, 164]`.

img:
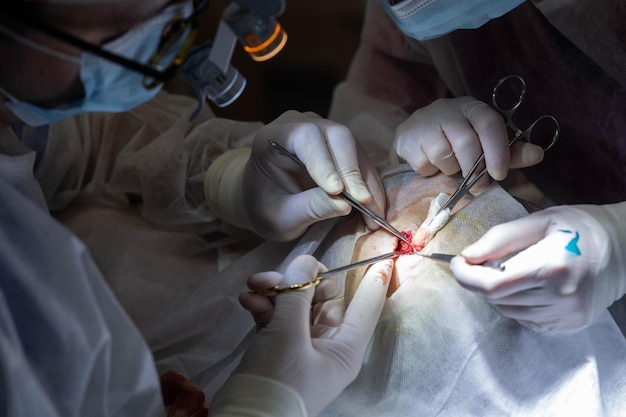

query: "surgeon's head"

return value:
[0, 0, 202, 128]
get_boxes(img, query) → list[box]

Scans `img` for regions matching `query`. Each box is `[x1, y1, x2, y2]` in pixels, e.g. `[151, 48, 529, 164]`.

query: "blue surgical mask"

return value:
[382, 0, 525, 41]
[0, 1, 193, 127]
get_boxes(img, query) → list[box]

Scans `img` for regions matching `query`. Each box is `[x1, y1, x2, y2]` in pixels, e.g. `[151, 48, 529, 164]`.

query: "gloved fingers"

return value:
[291, 123, 352, 195]
[394, 97, 507, 193]
[450, 256, 530, 294]
[289, 118, 373, 204]
[395, 120, 460, 177]
[255, 111, 363, 198]
[324, 125, 373, 202]
[340, 259, 394, 343]
[463, 99, 510, 181]
[355, 144, 387, 231]
[508, 141, 544, 169]
[239, 271, 283, 328]
[239, 293, 275, 328]
[311, 278, 346, 328]
[245, 270, 284, 292]
[460, 213, 555, 264]
[452, 231, 572, 297]
[264, 111, 386, 228]
[269, 255, 324, 341]
[265, 190, 351, 241]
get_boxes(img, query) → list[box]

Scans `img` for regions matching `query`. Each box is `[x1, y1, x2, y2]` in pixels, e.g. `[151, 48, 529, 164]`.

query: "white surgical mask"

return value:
[382, 0, 525, 41]
[0, 1, 193, 127]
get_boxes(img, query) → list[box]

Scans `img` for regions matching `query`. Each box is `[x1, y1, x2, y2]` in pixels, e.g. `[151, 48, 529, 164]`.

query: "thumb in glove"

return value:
[232, 254, 393, 416]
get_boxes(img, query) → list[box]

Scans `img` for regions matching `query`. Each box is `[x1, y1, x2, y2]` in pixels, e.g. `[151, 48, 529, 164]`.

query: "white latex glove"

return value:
[205, 110, 385, 241]
[450, 204, 626, 332]
[393, 97, 544, 190]
[220, 254, 394, 417]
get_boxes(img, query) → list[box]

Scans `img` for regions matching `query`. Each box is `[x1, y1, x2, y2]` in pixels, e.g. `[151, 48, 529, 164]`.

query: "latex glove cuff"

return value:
[210, 374, 307, 417]
[205, 148, 253, 231]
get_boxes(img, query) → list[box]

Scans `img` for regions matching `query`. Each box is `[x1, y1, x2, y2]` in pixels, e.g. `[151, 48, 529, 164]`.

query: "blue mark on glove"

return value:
[557, 229, 581, 256]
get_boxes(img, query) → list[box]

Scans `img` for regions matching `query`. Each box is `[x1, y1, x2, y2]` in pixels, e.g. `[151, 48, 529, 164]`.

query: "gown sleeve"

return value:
[34, 90, 263, 234]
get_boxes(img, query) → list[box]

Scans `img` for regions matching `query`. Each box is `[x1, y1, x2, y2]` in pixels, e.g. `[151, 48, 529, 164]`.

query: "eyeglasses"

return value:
[1, 0, 208, 89]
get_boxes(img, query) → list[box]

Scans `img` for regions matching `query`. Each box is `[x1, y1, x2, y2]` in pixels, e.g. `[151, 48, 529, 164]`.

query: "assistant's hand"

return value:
[246, 111, 385, 241]
[232, 254, 393, 417]
[205, 110, 385, 242]
[394, 97, 543, 190]
[450, 204, 626, 332]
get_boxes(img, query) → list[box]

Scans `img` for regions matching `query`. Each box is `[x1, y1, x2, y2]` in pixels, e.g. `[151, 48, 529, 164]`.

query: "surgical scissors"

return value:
[269, 140, 413, 246]
[435, 75, 560, 217]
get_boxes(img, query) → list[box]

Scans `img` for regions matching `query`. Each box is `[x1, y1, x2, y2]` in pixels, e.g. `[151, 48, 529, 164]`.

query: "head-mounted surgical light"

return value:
[181, 0, 287, 119]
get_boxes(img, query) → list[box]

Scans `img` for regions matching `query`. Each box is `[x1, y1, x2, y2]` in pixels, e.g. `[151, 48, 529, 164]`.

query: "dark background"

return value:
[165, 0, 366, 123]
[164, 1, 547, 206]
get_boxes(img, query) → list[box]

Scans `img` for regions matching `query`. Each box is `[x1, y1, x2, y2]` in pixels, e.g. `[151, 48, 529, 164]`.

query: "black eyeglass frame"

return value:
[0, 0, 208, 88]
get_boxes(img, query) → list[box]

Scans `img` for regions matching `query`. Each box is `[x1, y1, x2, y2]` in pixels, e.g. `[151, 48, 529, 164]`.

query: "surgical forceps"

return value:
[435, 75, 560, 217]
[269, 140, 413, 247]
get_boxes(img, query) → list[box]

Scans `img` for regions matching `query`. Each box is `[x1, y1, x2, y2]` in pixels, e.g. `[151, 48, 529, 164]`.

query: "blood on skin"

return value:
[395, 230, 417, 254]
[385, 230, 416, 297]
[378, 261, 392, 286]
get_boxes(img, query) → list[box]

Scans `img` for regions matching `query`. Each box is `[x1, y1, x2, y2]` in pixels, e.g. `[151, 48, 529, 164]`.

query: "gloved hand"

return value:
[214, 254, 393, 417]
[450, 204, 626, 332]
[393, 97, 544, 190]
[205, 110, 385, 241]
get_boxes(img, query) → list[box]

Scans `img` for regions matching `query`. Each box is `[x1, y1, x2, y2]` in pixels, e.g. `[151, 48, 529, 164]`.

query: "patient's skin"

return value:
[345, 174, 471, 299]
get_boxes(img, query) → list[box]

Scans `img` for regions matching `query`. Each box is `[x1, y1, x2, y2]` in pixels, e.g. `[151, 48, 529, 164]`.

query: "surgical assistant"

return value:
[0, 1, 393, 416]
[330, 0, 626, 332]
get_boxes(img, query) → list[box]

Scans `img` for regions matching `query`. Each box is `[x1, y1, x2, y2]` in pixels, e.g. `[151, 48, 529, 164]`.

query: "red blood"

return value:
[395, 230, 416, 254]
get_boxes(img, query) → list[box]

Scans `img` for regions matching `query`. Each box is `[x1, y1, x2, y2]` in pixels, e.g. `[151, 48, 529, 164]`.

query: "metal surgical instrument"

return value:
[269, 140, 412, 247]
[250, 250, 403, 295]
[414, 252, 505, 271]
[251, 250, 505, 295]
[435, 74, 560, 217]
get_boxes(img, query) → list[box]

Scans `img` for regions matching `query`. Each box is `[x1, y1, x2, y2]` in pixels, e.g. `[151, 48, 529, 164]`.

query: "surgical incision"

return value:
[344, 174, 467, 300]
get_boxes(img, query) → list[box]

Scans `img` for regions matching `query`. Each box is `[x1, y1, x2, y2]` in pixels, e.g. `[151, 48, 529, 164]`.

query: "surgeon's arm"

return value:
[211, 255, 394, 417]
[451, 203, 626, 332]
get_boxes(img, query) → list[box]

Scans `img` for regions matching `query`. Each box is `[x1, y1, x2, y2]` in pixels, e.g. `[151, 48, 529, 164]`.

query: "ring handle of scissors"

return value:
[516, 114, 560, 152]
[491, 75, 560, 152]
[491, 74, 526, 114]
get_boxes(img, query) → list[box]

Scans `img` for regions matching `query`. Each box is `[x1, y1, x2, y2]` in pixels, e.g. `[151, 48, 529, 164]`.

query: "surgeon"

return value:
[330, 0, 626, 332]
[0, 0, 392, 416]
